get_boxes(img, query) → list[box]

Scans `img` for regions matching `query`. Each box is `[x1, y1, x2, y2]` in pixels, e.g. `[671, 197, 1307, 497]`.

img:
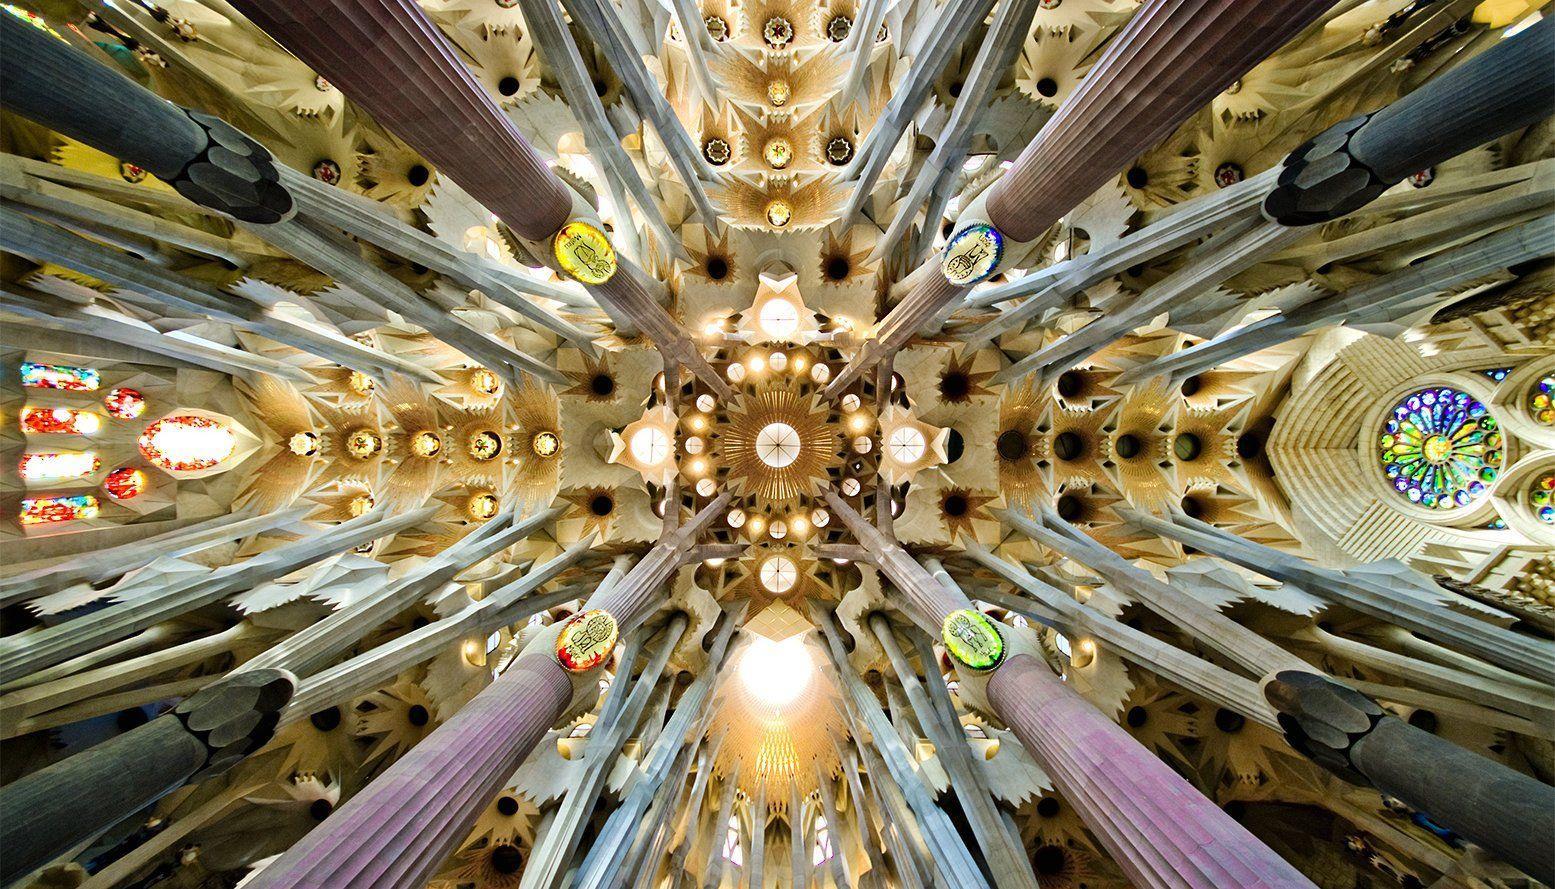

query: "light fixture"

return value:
[696, 477, 717, 496]
[887, 426, 927, 463]
[290, 431, 320, 457]
[765, 199, 793, 227]
[810, 363, 831, 383]
[411, 431, 442, 458]
[727, 508, 747, 528]
[628, 426, 672, 465]
[531, 430, 560, 457]
[766, 80, 791, 107]
[755, 422, 801, 468]
[703, 137, 731, 165]
[762, 16, 793, 47]
[841, 394, 860, 412]
[764, 137, 793, 170]
[470, 368, 501, 396]
[768, 352, 788, 372]
[758, 298, 801, 339]
[740, 636, 813, 706]
[746, 353, 767, 373]
[696, 394, 717, 412]
[759, 555, 799, 593]
[727, 362, 748, 383]
[467, 430, 503, 461]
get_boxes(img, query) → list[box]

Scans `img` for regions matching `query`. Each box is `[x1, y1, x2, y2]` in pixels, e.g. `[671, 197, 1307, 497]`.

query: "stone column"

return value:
[823, 490, 971, 630]
[227, 0, 731, 394]
[987, 656, 1316, 888]
[244, 654, 572, 889]
[986, 0, 1334, 240]
[1264, 15, 1555, 224]
[246, 500, 723, 889]
[826, 0, 1335, 395]
[0, 669, 294, 883]
[1266, 671, 1555, 884]
[0, 12, 292, 223]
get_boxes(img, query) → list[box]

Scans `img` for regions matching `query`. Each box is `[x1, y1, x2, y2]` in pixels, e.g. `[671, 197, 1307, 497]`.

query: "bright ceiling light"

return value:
[759, 298, 801, 339]
[740, 635, 813, 707]
[755, 422, 801, 468]
[629, 426, 671, 465]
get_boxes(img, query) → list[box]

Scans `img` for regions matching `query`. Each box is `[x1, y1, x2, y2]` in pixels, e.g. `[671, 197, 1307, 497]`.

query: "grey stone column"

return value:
[1264, 15, 1555, 224]
[0, 12, 291, 223]
[0, 669, 294, 883]
[1266, 671, 1555, 884]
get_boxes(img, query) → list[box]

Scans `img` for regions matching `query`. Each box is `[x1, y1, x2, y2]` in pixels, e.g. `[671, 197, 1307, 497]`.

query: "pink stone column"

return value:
[244, 653, 573, 889]
[230, 0, 572, 240]
[987, 655, 1316, 889]
[985, 0, 1334, 241]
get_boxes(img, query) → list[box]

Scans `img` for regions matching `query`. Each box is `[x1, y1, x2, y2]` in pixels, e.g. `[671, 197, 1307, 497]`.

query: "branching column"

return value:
[829, 495, 1314, 887]
[227, 0, 732, 396]
[987, 657, 1316, 888]
[824, 0, 1336, 396]
[0, 12, 293, 223]
[245, 498, 728, 889]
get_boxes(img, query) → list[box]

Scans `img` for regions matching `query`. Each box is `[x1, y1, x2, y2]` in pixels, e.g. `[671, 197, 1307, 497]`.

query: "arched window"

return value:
[811, 815, 834, 865]
[721, 815, 743, 865]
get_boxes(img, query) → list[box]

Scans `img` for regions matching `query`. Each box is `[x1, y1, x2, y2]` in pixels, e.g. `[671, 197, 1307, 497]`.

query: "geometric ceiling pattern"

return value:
[1, 1, 1552, 888]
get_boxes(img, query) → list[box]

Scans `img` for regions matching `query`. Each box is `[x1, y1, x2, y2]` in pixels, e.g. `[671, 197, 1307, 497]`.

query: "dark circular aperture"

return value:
[1114, 434, 1141, 459]
[407, 705, 430, 727]
[997, 430, 1029, 461]
[310, 707, 342, 732]
[1053, 431, 1083, 462]
[406, 164, 430, 186]
[590, 494, 615, 516]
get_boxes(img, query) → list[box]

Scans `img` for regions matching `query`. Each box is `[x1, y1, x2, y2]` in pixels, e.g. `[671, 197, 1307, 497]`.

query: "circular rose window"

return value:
[1377, 386, 1503, 511]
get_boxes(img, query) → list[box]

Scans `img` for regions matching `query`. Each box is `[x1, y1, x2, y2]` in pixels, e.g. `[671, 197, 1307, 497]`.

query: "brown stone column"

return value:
[986, 0, 1335, 241]
[229, 0, 571, 240]
[988, 655, 1316, 888]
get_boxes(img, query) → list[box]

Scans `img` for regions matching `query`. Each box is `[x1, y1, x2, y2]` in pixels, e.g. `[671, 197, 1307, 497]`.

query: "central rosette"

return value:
[717, 385, 841, 503]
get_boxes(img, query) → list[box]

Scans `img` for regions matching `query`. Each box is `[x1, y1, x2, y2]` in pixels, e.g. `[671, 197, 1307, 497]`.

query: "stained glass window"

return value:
[1530, 375, 1553, 427]
[104, 387, 146, 419]
[21, 407, 102, 435]
[103, 467, 148, 500]
[20, 494, 99, 525]
[21, 363, 100, 391]
[138, 415, 236, 472]
[1530, 473, 1554, 525]
[19, 452, 100, 481]
[1377, 387, 1503, 511]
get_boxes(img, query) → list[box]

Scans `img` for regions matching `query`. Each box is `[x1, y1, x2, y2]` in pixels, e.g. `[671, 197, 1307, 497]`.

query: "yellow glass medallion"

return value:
[556, 609, 619, 672]
[941, 608, 1005, 671]
[553, 221, 617, 285]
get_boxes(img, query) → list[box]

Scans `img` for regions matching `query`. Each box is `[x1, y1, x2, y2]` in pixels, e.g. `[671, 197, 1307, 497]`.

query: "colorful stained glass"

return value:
[19, 452, 100, 481]
[20, 494, 99, 525]
[104, 387, 146, 419]
[1529, 375, 1553, 427]
[21, 362, 100, 391]
[21, 407, 101, 436]
[1480, 367, 1511, 383]
[138, 415, 236, 472]
[941, 609, 1005, 671]
[103, 467, 148, 500]
[555, 609, 619, 672]
[1530, 473, 1554, 525]
[1377, 387, 1503, 511]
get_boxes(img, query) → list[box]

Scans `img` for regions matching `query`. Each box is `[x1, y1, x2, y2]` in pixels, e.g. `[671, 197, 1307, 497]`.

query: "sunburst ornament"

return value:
[719, 388, 840, 502]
